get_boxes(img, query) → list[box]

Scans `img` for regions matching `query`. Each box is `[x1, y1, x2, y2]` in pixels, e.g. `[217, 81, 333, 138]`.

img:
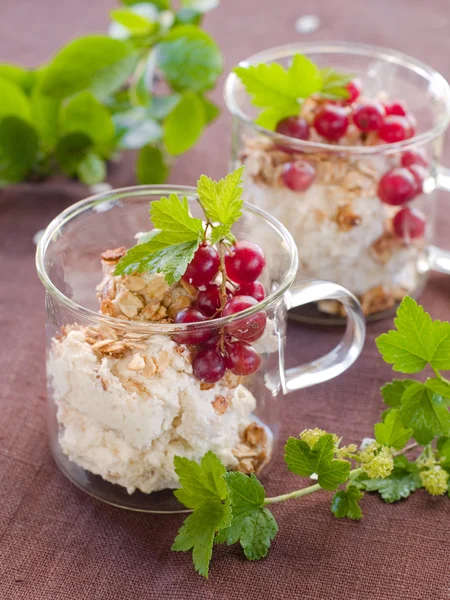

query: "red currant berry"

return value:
[238, 281, 266, 302]
[276, 116, 310, 140]
[346, 79, 362, 103]
[401, 149, 429, 168]
[225, 241, 265, 285]
[282, 160, 315, 192]
[408, 164, 427, 194]
[383, 100, 407, 116]
[379, 116, 410, 143]
[183, 244, 219, 288]
[313, 105, 349, 141]
[223, 295, 267, 342]
[192, 348, 226, 383]
[378, 168, 417, 205]
[226, 341, 261, 376]
[196, 285, 232, 317]
[173, 308, 211, 345]
[393, 207, 426, 240]
[352, 101, 385, 132]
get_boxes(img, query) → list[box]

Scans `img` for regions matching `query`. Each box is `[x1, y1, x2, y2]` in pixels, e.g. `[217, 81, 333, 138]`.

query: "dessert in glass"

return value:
[225, 42, 450, 321]
[36, 176, 365, 512]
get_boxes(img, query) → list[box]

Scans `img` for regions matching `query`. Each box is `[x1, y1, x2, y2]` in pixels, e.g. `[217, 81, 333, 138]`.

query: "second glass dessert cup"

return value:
[224, 42, 450, 322]
[36, 185, 365, 513]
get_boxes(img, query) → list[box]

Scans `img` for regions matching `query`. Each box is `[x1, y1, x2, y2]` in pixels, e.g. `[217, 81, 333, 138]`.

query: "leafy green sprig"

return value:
[233, 54, 353, 130]
[0, 0, 222, 187]
[171, 297, 450, 577]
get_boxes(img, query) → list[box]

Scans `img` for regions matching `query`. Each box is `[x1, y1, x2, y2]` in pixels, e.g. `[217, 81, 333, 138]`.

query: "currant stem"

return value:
[217, 240, 228, 353]
[432, 367, 450, 385]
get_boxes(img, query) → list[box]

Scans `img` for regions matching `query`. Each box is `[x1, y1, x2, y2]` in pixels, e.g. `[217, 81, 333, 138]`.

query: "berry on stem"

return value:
[197, 284, 231, 317]
[173, 308, 211, 345]
[352, 101, 385, 132]
[238, 281, 266, 302]
[192, 348, 226, 383]
[313, 105, 349, 141]
[379, 116, 410, 143]
[401, 149, 429, 168]
[276, 116, 310, 141]
[225, 241, 266, 284]
[183, 244, 220, 288]
[378, 167, 417, 205]
[392, 207, 426, 240]
[384, 100, 407, 116]
[408, 164, 426, 194]
[226, 340, 261, 376]
[223, 295, 266, 341]
[282, 160, 315, 191]
[346, 79, 362, 103]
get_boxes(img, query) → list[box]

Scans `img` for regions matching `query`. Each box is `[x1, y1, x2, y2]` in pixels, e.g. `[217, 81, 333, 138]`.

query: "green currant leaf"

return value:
[197, 165, 244, 233]
[163, 91, 205, 155]
[55, 132, 92, 176]
[0, 76, 32, 122]
[136, 144, 169, 183]
[76, 152, 106, 185]
[331, 485, 363, 520]
[380, 379, 416, 407]
[0, 116, 38, 183]
[399, 381, 450, 444]
[355, 456, 421, 503]
[0, 64, 34, 94]
[150, 193, 203, 243]
[374, 408, 412, 450]
[110, 8, 157, 34]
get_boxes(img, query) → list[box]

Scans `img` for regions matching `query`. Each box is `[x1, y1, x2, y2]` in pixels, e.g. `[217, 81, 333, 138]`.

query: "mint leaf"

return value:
[150, 193, 203, 242]
[319, 68, 352, 99]
[331, 485, 363, 519]
[399, 381, 450, 444]
[374, 408, 412, 450]
[60, 91, 115, 156]
[163, 91, 205, 155]
[77, 152, 106, 185]
[355, 456, 421, 503]
[172, 452, 231, 577]
[136, 144, 169, 183]
[217, 472, 278, 560]
[381, 379, 415, 407]
[0, 76, 32, 122]
[284, 434, 350, 491]
[0, 117, 38, 183]
[157, 25, 222, 92]
[55, 132, 92, 175]
[197, 166, 244, 237]
[39, 35, 137, 100]
[376, 296, 450, 373]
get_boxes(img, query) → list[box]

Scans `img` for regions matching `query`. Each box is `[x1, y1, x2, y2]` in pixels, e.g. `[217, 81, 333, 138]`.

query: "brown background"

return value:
[1, 1, 450, 599]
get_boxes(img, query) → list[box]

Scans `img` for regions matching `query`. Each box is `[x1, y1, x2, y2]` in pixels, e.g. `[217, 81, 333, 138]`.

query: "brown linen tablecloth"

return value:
[1, 1, 450, 598]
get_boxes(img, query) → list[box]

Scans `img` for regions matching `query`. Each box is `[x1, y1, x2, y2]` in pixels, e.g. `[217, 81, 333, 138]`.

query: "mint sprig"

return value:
[171, 297, 449, 578]
[233, 54, 353, 130]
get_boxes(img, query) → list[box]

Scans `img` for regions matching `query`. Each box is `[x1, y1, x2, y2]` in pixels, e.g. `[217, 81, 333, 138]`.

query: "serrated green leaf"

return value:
[0, 116, 38, 183]
[197, 166, 244, 236]
[77, 152, 106, 185]
[437, 437, 450, 468]
[163, 91, 205, 154]
[136, 144, 169, 183]
[425, 378, 450, 398]
[399, 381, 450, 444]
[355, 456, 421, 503]
[55, 132, 92, 176]
[374, 408, 412, 450]
[331, 485, 363, 520]
[380, 379, 416, 407]
[376, 296, 450, 373]
[0, 76, 32, 122]
[60, 91, 115, 156]
[284, 434, 350, 491]
[223, 472, 265, 517]
[255, 106, 294, 130]
[157, 25, 222, 92]
[174, 451, 228, 508]
[319, 67, 352, 99]
[150, 193, 203, 242]
[39, 35, 137, 100]
[110, 8, 157, 33]
[0, 64, 34, 93]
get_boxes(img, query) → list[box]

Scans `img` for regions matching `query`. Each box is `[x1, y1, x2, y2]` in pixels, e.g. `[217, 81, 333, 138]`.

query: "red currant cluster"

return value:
[173, 240, 267, 384]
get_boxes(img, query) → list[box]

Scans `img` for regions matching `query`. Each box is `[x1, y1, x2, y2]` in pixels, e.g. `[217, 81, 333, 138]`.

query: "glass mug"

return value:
[36, 186, 365, 513]
[224, 42, 450, 322]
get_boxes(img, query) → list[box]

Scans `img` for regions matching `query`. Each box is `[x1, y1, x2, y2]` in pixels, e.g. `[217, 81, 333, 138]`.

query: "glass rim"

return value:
[36, 184, 299, 333]
[223, 40, 450, 155]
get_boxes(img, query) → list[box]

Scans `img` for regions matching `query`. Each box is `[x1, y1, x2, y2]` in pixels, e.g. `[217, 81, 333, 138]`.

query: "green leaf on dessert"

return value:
[355, 456, 421, 503]
[0, 64, 35, 94]
[157, 25, 222, 93]
[76, 152, 106, 185]
[163, 91, 205, 154]
[319, 67, 352, 99]
[0, 76, 32, 122]
[380, 379, 415, 407]
[331, 485, 363, 520]
[284, 433, 350, 491]
[39, 35, 137, 100]
[376, 296, 450, 373]
[55, 132, 92, 176]
[150, 193, 203, 242]
[136, 144, 169, 183]
[110, 8, 157, 34]
[60, 91, 115, 156]
[197, 166, 244, 236]
[216, 472, 278, 561]
[399, 381, 450, 444]
[374, 408, 412, 450]
[0, 116, 38, 183]
[172, 452, 232, 578]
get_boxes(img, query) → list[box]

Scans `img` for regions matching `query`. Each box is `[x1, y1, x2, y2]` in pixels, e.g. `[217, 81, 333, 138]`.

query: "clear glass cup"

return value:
[224, 42, 450, 322]
[36, 185, 365, 513]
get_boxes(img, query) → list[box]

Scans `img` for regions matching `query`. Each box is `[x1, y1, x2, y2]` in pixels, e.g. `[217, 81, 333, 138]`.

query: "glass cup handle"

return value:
[429, 167, 450, 274]
[282, 280, 366, 392]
